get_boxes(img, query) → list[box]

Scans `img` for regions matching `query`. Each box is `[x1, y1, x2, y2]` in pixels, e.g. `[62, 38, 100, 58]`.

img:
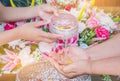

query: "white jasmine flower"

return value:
[8, 39, 26, 49]
[96, 11, 116, 32]
[18, 46, 35, 66]
[78, 22, 87, 33]
[38, 42, 55, 54]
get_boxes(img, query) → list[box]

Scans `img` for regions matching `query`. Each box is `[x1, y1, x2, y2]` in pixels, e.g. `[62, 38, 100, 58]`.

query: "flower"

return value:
[1, 49, 21, 72]
[65, 5, 72, 11]
[78, 22, 87, 33]
[0, 24, 4, 32]
[87, 16, 100, 29]
[18, 46, 35, 66]
[8, 39, 26, 49]
[4, 22, 16, 30]
[95, 27, 110, 40]
[96, 11, 117, 32]
[52, 0, 57, 5]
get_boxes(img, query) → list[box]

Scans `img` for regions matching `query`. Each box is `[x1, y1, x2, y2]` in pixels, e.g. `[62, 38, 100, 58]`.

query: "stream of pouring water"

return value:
[64, 38, 70, 63]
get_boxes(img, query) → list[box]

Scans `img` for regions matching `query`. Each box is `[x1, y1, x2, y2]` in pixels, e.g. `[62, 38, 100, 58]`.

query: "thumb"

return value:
[63, 63, 76, 73]
[39, 11, 52, 22]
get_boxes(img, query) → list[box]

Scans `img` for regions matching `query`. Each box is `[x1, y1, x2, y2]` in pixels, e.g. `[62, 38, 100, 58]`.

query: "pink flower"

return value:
[95, 27, 110, 40]
[65, 5, 72, 11]
[52, 0, 57, 5]
[87, 16, 99, 29]
[1, 49, 21, 72]
[4, 22, 16, 30]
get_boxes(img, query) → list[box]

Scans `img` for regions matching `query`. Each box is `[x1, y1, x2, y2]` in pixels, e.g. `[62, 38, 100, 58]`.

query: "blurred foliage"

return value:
[0, 0, 44, 7]
[103, 75, 112, 81]
[78, 28, 96, 46]
[1, 0, 32, 7]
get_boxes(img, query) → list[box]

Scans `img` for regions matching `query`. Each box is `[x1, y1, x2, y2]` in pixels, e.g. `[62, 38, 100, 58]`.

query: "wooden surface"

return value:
[98, 7, 120, 16]
[95, 0, 120, 7]
[0, 74, 16, 81]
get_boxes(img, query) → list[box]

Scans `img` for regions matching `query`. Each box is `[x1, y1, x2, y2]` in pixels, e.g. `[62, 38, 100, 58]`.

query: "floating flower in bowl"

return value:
[50, 12, 79, 40]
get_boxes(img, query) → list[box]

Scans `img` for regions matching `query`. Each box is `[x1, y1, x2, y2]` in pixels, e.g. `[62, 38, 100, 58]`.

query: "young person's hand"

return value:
[17, 21, 62, 43]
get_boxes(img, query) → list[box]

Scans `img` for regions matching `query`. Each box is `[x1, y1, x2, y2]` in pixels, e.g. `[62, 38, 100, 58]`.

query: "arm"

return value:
[48, 39, 120, 78]
[0, 21, 62, 46]
[86, 33, 120, 60]
[0, 2, 38, 21]
[0, 3, 58, 22]
[91, 56, 120, 75]
[48, 55, 120, 78]
[0, 27, 18, 45]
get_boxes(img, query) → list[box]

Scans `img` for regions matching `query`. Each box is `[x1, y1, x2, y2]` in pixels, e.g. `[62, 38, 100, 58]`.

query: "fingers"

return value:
[43, 4, 59, 16]
[41, 32, 63, 40]
[49, 49, 72, 65]
[49, 52, 64, 64]
[33, 27, 63, 42]
[48, 56, 78, 79]
[44, 33, 63, 39]
[47, 57, 63, 72]
[28, 21, 49, 27]
[64, 72, 78, 79]
[49, 6, 59, 16]
[39, 4, 59, 21]
[63, 63, 77, 73]
[38, 37, 55, 43]
[39, 11, 52, 21]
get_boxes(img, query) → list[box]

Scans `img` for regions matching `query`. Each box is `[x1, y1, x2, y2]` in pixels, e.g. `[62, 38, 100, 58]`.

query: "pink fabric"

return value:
[52, 34, 79, 53]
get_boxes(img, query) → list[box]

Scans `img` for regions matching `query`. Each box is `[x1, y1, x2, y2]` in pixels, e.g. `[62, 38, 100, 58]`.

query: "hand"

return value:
[49, 46, 89, 64]
[17, 21, 63, 43]
[37, 4, 58, 21]
[48, 46, 91, 78]
[48, 56, 91, 78]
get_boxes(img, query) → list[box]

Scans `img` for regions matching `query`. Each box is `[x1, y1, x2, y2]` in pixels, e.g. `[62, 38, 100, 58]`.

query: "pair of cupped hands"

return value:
[47, 46, 92, 79]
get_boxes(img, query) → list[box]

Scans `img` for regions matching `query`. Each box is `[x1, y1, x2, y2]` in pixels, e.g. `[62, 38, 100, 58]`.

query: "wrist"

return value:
[8, 27, 19, 40]
[85, 47, 96, 60]
[17, 27, 24, 39]
[87, 58, 93, 74]
[82, 48, 92, 60]
[34, 5, 45, 17]
[25, 6, 39, 19]
[33, 5, 40, 17]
